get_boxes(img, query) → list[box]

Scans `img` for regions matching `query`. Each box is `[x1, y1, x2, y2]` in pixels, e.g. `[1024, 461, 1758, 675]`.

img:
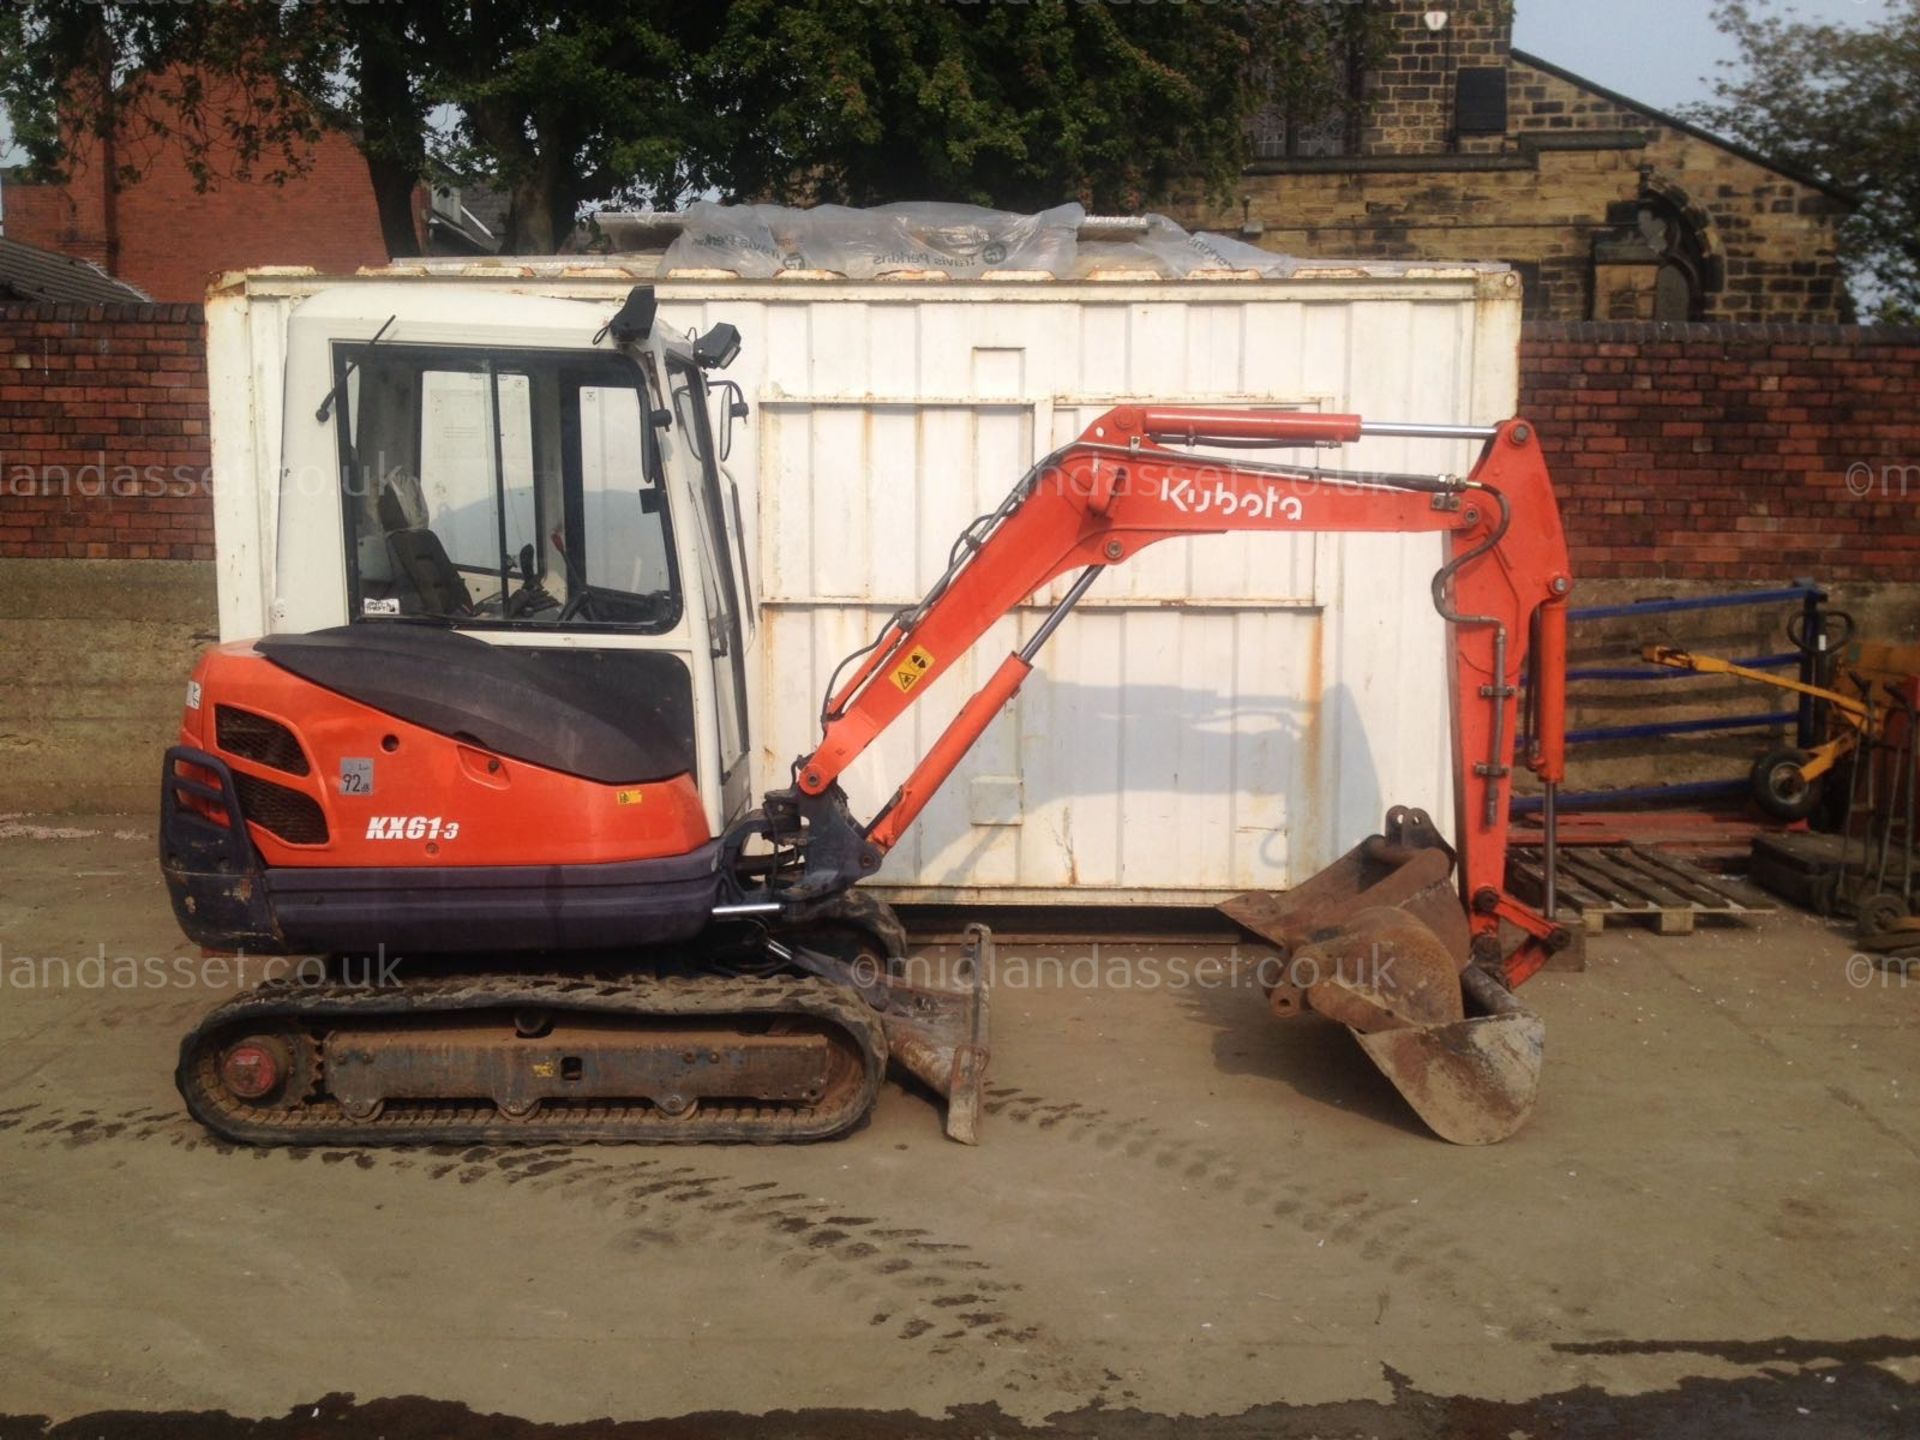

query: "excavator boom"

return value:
[752, 406, 1572, 983]
[731, 405, 1575, 1144]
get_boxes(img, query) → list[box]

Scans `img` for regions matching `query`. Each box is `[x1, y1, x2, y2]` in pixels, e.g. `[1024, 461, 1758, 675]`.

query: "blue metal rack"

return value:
[1521, 582, 1828, 814]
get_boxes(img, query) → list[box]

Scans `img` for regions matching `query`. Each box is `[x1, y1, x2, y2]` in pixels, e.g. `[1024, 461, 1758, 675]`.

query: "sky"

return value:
[1513, 0, 1900, 113]
[0, 1, 1904, 175]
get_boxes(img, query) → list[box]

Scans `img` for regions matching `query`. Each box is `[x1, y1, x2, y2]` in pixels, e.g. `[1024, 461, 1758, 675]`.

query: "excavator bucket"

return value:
[1221, 808, 1544, 1145]
[1349, 966, 1543, 1146]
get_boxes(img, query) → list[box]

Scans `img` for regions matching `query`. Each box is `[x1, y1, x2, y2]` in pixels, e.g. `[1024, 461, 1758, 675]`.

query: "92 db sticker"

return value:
[339, 758, 374, 795]
[890, 645, 936, 693]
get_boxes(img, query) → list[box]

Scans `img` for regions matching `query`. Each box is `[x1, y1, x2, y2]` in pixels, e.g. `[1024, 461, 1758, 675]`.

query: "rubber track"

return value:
[177, 973, 887, 1146]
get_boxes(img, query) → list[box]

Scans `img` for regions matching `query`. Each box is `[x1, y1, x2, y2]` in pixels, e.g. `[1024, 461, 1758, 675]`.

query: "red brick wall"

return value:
[3, 65, 389, 303]
[7, 309, 1918, 583]
[1520, 322, 1920, 584]
[0, 303, 212, 560]
[0, 182, 112, 269]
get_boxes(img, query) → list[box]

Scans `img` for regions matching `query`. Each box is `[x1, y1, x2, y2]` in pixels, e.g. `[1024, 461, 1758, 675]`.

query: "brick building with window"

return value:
[1172, 0, 1854, 322]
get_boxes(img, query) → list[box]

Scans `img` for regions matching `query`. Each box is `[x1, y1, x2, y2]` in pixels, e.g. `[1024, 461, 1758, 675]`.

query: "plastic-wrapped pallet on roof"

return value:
[664, 200, 1087, 279]
[636, 200, 1504, 283]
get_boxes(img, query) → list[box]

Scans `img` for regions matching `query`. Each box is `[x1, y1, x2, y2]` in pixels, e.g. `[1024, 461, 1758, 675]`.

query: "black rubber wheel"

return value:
[1751, 747, 1823, 821]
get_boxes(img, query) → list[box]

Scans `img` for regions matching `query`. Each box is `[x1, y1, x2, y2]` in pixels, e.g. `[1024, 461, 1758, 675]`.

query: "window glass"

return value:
[666, 359, 751, 777]
[418, 370, 538, 586]
[334, 344, 681, 633]
[579, 384, 673, 597]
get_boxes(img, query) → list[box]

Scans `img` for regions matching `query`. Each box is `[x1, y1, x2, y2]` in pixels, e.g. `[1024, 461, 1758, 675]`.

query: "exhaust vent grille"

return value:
[215, 706, 311, 776]
[232, 772, 329, 846]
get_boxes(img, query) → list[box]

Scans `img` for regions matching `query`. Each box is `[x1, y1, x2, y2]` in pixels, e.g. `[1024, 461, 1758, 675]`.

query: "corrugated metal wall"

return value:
[651, 283, 1521, 903]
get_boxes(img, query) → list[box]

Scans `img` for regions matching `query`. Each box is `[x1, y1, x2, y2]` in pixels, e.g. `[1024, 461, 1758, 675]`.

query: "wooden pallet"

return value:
[1508, 843, 1775, 936]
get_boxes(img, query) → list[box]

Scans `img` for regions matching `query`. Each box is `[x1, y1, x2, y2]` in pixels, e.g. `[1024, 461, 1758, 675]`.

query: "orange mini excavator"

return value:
[162, 287, 1573, 1149]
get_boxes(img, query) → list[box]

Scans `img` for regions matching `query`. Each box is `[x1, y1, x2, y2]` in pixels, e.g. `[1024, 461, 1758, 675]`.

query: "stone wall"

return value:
[1173, 1, 1851, 323]
[1523, 319, 1920, 802]
[0, 558, 215, 813]
[1362, 0, 1516, 155]
[1505, 58, 1847, 323]
[0, 303, 217, 812]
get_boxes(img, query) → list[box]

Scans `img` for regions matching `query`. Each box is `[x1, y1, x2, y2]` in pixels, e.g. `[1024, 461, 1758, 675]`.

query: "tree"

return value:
[0, 2, 331, 191]
[0, 0, 718, 256]
[2, 0, 1389, 256]
[432, 2, 726, 253]
[1685, 0, 1920, 321]
[0, 1, 428, 255]
[698, 0, 1392, 213]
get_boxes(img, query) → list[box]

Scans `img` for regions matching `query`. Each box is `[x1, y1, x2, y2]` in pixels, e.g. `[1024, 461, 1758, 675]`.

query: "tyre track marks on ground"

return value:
[0, 1100, 1050, 1365]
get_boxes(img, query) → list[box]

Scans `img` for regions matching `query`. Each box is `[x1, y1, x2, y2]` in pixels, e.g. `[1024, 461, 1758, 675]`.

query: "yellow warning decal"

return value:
[890, 645, 936, 694]
[531, 1060, 556, 1078]
[616, 789, 645, 806]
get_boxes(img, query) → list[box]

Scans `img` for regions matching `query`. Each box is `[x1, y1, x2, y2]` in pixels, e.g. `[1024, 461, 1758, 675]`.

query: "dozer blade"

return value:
[785, 922, 993, 1145]
[1221, 806, 1545, 1145]
[863, 924, 992, 1145]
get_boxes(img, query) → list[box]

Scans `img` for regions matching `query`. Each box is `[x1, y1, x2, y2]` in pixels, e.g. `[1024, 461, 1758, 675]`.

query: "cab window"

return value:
[333, 343, 682, 632]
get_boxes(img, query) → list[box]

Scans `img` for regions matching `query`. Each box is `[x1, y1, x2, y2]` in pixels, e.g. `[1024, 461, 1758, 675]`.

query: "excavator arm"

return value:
[728, 405, 1574, 990]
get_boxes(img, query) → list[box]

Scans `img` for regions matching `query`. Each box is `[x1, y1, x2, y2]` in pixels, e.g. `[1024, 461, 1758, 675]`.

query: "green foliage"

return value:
[0, 1, 708, 254]
[0, 1, 333, 190]
[431, 1, 725, 251]
[1, 0, 1392, 255]
[700, 0, 1392, 212]
[1685, 0, 1920, 321]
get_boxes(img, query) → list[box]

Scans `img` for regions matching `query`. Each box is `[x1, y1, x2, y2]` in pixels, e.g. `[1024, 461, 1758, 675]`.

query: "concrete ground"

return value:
[0, 816, 1915, 1439]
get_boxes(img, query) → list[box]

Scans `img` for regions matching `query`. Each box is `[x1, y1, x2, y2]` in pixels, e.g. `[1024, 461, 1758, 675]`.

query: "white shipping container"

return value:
[206, 261, 1523, 904]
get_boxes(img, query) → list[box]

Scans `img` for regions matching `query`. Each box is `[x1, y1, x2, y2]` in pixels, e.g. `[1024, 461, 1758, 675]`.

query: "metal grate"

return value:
[232, 772, 329, 846]
[216, 706, 311, 776]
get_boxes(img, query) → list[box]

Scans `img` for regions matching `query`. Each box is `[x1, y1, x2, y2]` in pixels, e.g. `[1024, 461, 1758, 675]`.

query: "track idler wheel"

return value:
[215, 1030, 319, 1108]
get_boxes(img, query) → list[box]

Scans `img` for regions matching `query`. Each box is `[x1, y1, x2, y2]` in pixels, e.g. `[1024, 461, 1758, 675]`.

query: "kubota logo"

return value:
[365, 816, 461, 841]
[1160, 474, 1305, 521]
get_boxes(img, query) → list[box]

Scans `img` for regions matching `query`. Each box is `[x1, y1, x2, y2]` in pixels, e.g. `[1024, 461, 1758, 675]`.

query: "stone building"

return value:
[1172, 0, 1854, 322]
